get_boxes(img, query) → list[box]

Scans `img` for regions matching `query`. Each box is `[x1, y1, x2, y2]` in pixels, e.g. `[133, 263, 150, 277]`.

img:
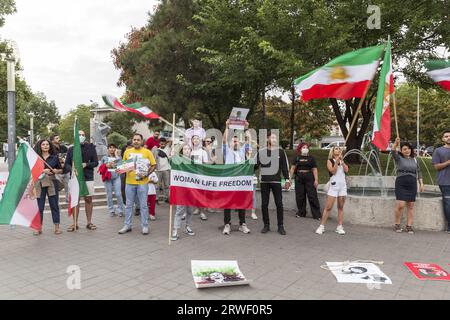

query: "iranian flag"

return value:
[294, 45, 384, 101]
[102, 94, 160, 119]
[425, 60, 450, 91]
[0, 142, 45, 230]
[372, 41, 394, 151]
[170, 157, 254, 209]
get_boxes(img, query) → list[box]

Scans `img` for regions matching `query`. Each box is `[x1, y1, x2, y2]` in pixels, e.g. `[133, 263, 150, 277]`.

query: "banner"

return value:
[326, 262, 392, 284]
[191, 260, 250, 289]
[404, 262, 450, 281]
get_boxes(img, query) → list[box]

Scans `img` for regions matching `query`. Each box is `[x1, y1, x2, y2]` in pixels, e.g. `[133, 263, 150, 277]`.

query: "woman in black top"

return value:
[289, 143, 321, 220]
[33, 139, 63, 235]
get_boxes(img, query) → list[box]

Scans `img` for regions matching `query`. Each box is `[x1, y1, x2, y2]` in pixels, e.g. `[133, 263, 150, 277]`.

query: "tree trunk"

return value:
[290, 85, 295, 150]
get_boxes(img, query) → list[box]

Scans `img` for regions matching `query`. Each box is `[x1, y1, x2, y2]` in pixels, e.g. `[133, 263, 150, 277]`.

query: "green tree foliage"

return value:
[0, 0, 15, 28]
[103, 111, 136, 139]
[58, 105, 92, 144]
[107, 132, 128, 150]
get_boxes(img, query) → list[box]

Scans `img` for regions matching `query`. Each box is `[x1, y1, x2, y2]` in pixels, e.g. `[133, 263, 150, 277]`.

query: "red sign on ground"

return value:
[404, 262, 450, 281]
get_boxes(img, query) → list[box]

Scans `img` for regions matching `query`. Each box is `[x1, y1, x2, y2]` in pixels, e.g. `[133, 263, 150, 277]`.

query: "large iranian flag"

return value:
[102, 94, 160, 119]
[294, 45, 384, 101]
[170, 157, 254, 210]
[372, 41, 394, 151]
[0, 142, 45, 230]
[425, 60, 450, 91]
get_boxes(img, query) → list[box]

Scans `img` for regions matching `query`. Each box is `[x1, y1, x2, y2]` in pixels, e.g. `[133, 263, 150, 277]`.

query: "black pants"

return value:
[295, 172, 321, 219]
[37, 187, 60, 225]
[224, 209, 246, 225]
[261, 183, 284, 227]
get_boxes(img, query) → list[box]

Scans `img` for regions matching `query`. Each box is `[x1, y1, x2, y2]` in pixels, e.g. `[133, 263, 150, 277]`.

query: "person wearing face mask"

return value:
[64, 130, 99, 232]
[289, 143, 321, 220]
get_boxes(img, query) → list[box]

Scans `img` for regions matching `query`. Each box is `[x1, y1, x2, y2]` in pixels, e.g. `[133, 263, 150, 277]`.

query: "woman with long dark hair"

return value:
[33, 139, 63, 235]
[392, 137, 424, 234]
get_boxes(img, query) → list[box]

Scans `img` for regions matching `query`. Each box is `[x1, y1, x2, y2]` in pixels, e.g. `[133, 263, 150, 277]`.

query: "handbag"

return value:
[54, 174, 65, 192]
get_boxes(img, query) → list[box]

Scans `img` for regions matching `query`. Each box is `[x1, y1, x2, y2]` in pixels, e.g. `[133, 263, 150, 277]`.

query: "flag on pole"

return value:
[102, 94, 160, 119]
[425, 60, 450, 91]
[293, 45, 384, 101]
[372, 40, 394, 151]
[169, 157, 254, 210]
[0, 142, 45, 230]
[68, 118, 89, 216]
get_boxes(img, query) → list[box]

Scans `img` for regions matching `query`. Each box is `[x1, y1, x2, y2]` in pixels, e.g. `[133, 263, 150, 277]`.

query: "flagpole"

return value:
[416, 86, 420, 153]
[344, 83, 371, 145]
[393, 92, 399, 138]
[168, 113, 175, 246]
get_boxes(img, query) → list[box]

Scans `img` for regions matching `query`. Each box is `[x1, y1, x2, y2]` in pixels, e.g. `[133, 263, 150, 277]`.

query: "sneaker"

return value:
[142, 226, 149, 235]
[193, 208, 200, 215]
[335, 225, 346, 235]
[278, 225, 286, 235]
[171, 231, 179, 241]
[118, 225, 132, 234]
[405, 225, 414, 234]
[181, 213, 186, 220]
[239, 223, 251, 234]
[206, 208, 216, 213]
[394, 224, 403, 233]
[261, 225, 270, 234]
[184, 226, 195, 236]
[251, 210, 258, 220]
[117, 212, 123, 217]
[223, 224, 231, 235]
[200, 213, 208, 221]
[149, 215, 156, 221]
[315, 225, 325, 235]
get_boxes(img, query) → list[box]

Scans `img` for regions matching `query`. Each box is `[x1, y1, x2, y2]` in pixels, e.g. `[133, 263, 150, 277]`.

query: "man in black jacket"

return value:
[64, 130, 99, 231]
[255, 131, 291, 235]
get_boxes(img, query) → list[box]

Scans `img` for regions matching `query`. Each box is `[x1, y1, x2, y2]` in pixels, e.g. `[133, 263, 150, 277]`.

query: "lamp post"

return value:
[6, 57, 16, 170]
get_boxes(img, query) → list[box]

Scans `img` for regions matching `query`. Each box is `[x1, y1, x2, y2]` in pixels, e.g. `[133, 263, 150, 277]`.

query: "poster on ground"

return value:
[404, 262, 450, 281]
[326, 262, 392, 284]
[0, 172, 8, 201]
[228, 108, 249, 130]
[191, 260, 250, 288]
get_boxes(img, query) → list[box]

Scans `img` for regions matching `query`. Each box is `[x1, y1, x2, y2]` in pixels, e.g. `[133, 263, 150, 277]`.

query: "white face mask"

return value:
[301, 148, 309, 156]
[79, 136, 86, 143]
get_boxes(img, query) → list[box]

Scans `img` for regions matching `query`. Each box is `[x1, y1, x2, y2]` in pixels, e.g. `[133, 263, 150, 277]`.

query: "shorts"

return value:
[327, 181, 347, 197]
[85, 181, 95, 197]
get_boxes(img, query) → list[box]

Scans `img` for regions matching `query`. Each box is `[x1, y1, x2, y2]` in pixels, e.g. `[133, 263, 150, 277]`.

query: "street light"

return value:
[6, 57, 16, 170]
[27, 112, 34, 146]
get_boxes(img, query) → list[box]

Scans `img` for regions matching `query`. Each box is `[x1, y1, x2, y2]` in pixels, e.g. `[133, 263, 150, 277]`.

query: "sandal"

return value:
[54, 229, 62, 235]
[86, 223, 97, 230]
[67, 225, 79, 232]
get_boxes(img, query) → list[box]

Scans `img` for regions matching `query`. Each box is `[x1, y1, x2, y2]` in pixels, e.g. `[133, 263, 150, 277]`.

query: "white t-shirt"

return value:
[147, 172, 159, 195]
[185, 127, 206, 146]
[190, 148, 209, 164]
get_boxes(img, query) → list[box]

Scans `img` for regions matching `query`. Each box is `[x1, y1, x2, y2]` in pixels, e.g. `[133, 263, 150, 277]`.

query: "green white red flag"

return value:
[102, 94, 160, 119]
[170, 157, 254, 209]
[425, 60, 450, 91]
[372, 41, 394, 151]
[293, 45, 384, 101]
[0, 141, 45, 230]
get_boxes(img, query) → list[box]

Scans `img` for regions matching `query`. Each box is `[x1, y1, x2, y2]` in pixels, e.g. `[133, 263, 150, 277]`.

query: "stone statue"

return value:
[92, 121, 111, 159]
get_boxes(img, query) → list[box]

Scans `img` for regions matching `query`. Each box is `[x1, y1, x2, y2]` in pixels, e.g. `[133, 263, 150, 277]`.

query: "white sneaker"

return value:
[335, 225, 346, 235]
[118, 225, 132, 234]
[315, 225, 325, 235]
[207, 208, 216, 213]
[223, 224, 231, 235]
[184, 226, 195, 236]
[251, 210, 258, 220]
[239, 223, 250, 234]
[149, 215, 156, 221]
[193, 208, 200, 215]
[171, 230, 179, 241]
[142, 226, 149, 235]
[200, 213, 208, 221]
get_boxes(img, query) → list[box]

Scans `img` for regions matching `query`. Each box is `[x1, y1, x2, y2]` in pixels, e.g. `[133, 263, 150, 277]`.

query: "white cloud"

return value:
[1, 0, 158, 115]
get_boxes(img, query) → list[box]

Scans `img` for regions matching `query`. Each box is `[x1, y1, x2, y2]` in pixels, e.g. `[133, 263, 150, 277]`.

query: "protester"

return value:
[255, 132, 291, 235]
[390, 138, 424, 234]
[221, 120, 251, 235]
[190, 134, 210, 221]
[50, 134, 68, 154]
[145, 130, 161, 150]
[99, 143, 125, 217]
[64, 130, 99, 231]
[50, 134, 69, 203]
[204, 138, 217, 164]
[33, 139, 63, 235]
[245, 131, 258, 220]
[118, 133, 156, 235]
[185, 119, 206, 148]
[290, 143, 321, 220]
[172, 144, 196, 241]
[153, 137, 172, 203]
[147, 171, 158, 220]
[432, 129, 450, 233]
[315, 146, 349, 235]
[121, 140, 141, 216]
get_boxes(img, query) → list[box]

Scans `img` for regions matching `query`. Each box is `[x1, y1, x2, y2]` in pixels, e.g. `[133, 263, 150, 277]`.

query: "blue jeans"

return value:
[125, 184, 149, 228]
[105, 177, 124, 214]
[439, 185, 450, 230]
[37, 187, 60, 225]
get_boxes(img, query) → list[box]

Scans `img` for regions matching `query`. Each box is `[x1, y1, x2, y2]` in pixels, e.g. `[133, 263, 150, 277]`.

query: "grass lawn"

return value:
[285, 149, 437, 185]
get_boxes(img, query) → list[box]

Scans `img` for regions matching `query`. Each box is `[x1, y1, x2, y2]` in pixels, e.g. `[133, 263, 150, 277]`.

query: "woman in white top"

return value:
[316, 146, 349, 235]
[190, 135, 210, 220]
[147, 172, 158, 220]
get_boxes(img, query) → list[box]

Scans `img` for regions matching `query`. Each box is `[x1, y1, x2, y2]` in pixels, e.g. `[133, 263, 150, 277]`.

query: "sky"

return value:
[1, 0, 158, 115]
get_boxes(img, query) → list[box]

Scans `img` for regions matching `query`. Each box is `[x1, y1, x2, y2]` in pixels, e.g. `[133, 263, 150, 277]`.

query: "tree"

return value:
[58, 105, 92, 144]
[0, 0, 15, 28]
[103, 112, 137, 139]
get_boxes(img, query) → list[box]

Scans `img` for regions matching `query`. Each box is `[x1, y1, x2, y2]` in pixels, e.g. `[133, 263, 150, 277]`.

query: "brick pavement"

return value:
[0, 199, 450, 300]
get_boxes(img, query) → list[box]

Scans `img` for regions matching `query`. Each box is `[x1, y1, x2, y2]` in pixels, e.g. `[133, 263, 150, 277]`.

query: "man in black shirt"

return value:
[255, 132, 291, 235]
